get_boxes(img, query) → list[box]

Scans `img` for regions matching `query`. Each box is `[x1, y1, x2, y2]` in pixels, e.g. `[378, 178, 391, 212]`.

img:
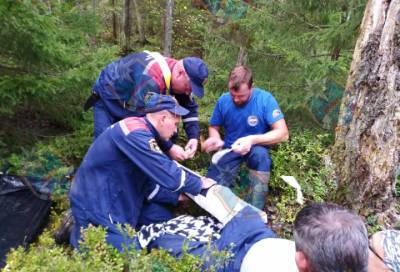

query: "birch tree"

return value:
[163, 0, 174, 56]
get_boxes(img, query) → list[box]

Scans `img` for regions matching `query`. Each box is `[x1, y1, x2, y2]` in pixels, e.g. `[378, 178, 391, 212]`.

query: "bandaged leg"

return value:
[247, 170, 270, 210]
[187, 185, 268, 226]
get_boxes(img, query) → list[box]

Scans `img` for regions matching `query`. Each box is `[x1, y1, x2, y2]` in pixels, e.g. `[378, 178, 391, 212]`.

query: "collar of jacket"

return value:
[144, 117, 161, 140]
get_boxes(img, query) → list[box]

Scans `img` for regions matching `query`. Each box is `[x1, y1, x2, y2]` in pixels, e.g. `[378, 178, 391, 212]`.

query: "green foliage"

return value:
[202, 0, 366, 113]
[143, 0, 210, 58]
[270, 130, 335, 202]
[2, 116, 93, 174]
[5, 226, 124, 271]
[0, 1, 118, 127]
[52, 117, 93, 165]
[365, 214, 383, 235]
[5, 219, 227, 272]
[171, 0, 210, 57]
[267, 130, 335, 235]
[3, 0, 393, 269]
[5, 143, 68, 178]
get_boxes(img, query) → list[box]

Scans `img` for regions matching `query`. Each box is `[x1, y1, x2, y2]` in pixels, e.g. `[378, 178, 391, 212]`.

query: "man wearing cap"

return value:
[69, 93, 215, 251]
[202, 65, 289, 210]
[85, 51, 208, 161]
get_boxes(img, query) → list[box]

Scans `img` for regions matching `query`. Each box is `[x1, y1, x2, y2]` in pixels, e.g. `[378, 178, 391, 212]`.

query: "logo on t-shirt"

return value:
[247, 115, 259, 127]
[272, 109, 281, 119]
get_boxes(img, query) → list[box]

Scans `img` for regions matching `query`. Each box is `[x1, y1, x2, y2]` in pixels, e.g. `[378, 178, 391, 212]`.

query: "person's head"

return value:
[228, 65, 253, 106]
[294, 203, 369, 272]
[171, 57, 208, 98]
[144, 93, 189, 140]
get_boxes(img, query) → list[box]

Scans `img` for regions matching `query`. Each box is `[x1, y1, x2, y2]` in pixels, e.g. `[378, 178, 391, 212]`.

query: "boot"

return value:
[54, 209, 75, 244]
[247, 170, 270, 210]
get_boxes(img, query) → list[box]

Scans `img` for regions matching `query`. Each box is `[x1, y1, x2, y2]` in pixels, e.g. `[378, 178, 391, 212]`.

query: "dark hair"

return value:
[228, 66, 253, 91]
[294, 203, 369, 272]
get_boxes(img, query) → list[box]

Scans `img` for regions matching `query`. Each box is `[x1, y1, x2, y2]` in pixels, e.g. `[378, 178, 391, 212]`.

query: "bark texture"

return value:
[236, 47, 247, 66]
[163, 0, 174, 57]
[333, 0, 400, 213]
[132, 0, 147, 45]
[124, 0, 132, 50]
[111, 0, 118, 42]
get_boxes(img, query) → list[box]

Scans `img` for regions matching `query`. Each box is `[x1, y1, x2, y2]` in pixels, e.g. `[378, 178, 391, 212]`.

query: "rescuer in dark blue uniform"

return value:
[69, 93, 215, 251]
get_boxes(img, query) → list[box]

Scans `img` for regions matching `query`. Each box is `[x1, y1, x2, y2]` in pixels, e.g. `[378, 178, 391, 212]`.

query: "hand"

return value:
[202, 137, 224, 153]
[178, 193, 190, 201]
[232, 136, 253, 155]
[200, 177, 217, 189]
[168, 144, 189, 161]
[184, 139, 198, 159]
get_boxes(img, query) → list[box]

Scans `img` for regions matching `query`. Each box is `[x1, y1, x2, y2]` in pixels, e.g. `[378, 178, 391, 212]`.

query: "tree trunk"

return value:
[124, 0, 133, 51]
[111, 0, 118, 42]
[132, 0, 147, 45]
[332, 0, 400, 214]
[163, 0, 174, 57]
[236, 47, 247, 66]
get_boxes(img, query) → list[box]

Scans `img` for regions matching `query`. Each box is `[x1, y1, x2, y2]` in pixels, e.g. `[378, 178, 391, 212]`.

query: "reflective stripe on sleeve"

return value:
[147, 184, 160, 201]
[182, 117, 199, 123]
[173, 169, 186, 192]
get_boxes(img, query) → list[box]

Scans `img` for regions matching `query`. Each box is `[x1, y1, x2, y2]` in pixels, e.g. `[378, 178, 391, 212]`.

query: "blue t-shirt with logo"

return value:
[209, 88, 284, 148]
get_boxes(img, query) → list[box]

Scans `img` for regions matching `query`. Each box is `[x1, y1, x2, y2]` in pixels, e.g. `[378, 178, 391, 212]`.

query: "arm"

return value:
[233, 93, 289, 155]
[232, 119, 289, 155]
[252, 118, 289, 145]
[202, 98, 225, 153]
[203, 126, 225, 153]
[145, 182, 180, 206]
[174, 94, 200, 158]
[114, 129, 202, 195]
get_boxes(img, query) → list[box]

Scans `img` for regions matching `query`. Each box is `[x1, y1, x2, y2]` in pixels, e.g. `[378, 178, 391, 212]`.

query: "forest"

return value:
[0, 0, 398, 271]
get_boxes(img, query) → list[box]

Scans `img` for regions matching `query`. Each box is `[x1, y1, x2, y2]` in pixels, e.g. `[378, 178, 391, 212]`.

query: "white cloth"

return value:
[240, 238, 298, 272]
[187, 185, 268, 226]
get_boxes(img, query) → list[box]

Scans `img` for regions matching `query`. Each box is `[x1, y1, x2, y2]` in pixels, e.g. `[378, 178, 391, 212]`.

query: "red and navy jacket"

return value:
[69, 117, 202, 249]
[93, 51, 200, 149]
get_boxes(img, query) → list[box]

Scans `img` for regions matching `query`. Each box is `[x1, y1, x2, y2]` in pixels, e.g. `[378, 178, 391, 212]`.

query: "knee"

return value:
[247, 146, 271, 171]
[206, 164, 237, 187]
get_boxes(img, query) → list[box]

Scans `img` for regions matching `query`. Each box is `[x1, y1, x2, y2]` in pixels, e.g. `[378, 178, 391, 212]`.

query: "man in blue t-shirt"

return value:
[203, 66, 289, 209]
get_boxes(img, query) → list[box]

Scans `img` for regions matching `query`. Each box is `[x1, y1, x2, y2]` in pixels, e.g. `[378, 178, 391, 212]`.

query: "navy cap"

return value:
[183, 57, 208, 98]
[144, 92, 189, 116]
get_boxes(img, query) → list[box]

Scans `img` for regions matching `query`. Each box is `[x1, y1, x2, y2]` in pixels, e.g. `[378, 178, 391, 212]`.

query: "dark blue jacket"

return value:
[69, 117, 202, 249]
[93, 51, 200, 149]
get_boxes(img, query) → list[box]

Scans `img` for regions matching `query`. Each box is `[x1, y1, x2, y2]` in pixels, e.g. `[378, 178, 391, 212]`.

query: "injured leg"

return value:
[174, 161, 267, 226]
[186, 184, 268, 226]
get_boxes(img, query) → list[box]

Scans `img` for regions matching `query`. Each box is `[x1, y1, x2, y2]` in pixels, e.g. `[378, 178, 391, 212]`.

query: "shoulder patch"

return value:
[272, 109, 282, 119]
[120, 117, 149, 136]
[149, 139, 162, 153]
